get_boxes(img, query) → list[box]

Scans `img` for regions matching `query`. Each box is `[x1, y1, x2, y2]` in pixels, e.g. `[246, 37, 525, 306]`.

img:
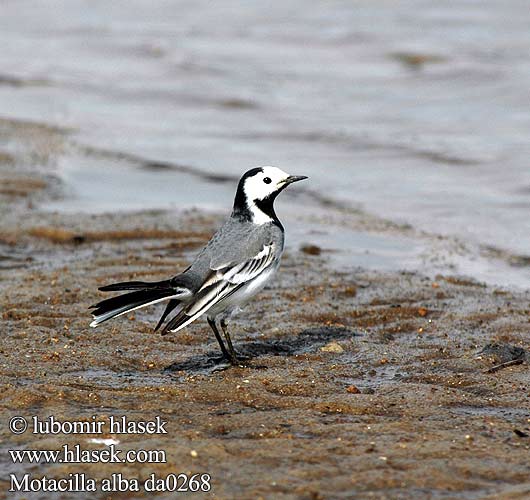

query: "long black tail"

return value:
[89, 279, 190, 328]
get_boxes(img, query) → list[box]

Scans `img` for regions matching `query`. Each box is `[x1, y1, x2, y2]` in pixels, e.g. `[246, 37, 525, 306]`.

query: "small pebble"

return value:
[320, 342, 344, 353]
[300, 244, 322, 256]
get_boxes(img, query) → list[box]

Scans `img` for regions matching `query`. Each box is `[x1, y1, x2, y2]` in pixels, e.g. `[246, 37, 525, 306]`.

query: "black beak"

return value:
[285, 175, 308, 185]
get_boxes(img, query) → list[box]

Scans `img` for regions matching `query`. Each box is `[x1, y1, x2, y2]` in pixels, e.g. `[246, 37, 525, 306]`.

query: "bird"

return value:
[89, 166, 307, 365]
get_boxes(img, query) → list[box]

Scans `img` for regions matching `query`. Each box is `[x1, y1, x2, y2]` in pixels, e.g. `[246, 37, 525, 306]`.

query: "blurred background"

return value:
[1, 0, 529, 286]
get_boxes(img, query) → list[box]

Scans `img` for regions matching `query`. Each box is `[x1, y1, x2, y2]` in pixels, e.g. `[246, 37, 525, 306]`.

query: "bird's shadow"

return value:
[164, 326, 358, 374]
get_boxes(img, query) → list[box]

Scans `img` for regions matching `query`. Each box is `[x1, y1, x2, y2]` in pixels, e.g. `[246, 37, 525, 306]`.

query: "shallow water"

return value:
[0, 0, 529, 286]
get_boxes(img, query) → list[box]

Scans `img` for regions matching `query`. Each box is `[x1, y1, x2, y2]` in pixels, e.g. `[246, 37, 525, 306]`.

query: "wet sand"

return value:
[1, 120, 529, 499]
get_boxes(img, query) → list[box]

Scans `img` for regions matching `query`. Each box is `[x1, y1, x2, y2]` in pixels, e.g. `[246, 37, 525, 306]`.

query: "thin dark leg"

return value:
[220, 319, 240, 364]
[207, 317, 230, 360]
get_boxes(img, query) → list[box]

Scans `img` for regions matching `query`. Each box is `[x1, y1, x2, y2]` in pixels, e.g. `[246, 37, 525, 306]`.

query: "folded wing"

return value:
[161, 244, 275, 334]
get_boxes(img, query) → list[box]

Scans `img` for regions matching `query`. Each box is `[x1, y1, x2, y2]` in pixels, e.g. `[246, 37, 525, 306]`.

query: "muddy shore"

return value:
[1, 120, 529, 499]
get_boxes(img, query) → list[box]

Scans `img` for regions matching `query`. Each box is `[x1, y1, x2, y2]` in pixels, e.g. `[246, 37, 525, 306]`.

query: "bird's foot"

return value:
[232, 351, 251, 362]
[226, 350, 253, 367]
[206, 357, 266, 372]
[204, 356, 249, 372]
[205, 351, 257, 371]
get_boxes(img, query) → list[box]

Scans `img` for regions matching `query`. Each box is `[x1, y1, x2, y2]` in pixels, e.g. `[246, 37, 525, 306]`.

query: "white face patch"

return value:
[243, 166, 291, 201]
[243, 166, 291, 224]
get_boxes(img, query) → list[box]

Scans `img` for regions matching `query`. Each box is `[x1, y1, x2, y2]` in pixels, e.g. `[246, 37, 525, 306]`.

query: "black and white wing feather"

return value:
[161, 244, 276, 334]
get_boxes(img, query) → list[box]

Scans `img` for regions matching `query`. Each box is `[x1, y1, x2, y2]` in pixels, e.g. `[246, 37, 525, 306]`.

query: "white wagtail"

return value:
[90, 167, 307, 364]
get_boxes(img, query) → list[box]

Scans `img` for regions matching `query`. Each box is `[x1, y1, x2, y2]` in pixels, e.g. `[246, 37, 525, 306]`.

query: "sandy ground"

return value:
[1, 120, 529, 499]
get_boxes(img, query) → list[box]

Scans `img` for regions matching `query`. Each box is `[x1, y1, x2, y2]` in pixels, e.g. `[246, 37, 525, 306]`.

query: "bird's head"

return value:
[233, 166, 308, 224]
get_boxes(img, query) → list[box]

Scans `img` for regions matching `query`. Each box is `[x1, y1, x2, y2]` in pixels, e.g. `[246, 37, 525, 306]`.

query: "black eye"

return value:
[263, 177, 271, 184]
